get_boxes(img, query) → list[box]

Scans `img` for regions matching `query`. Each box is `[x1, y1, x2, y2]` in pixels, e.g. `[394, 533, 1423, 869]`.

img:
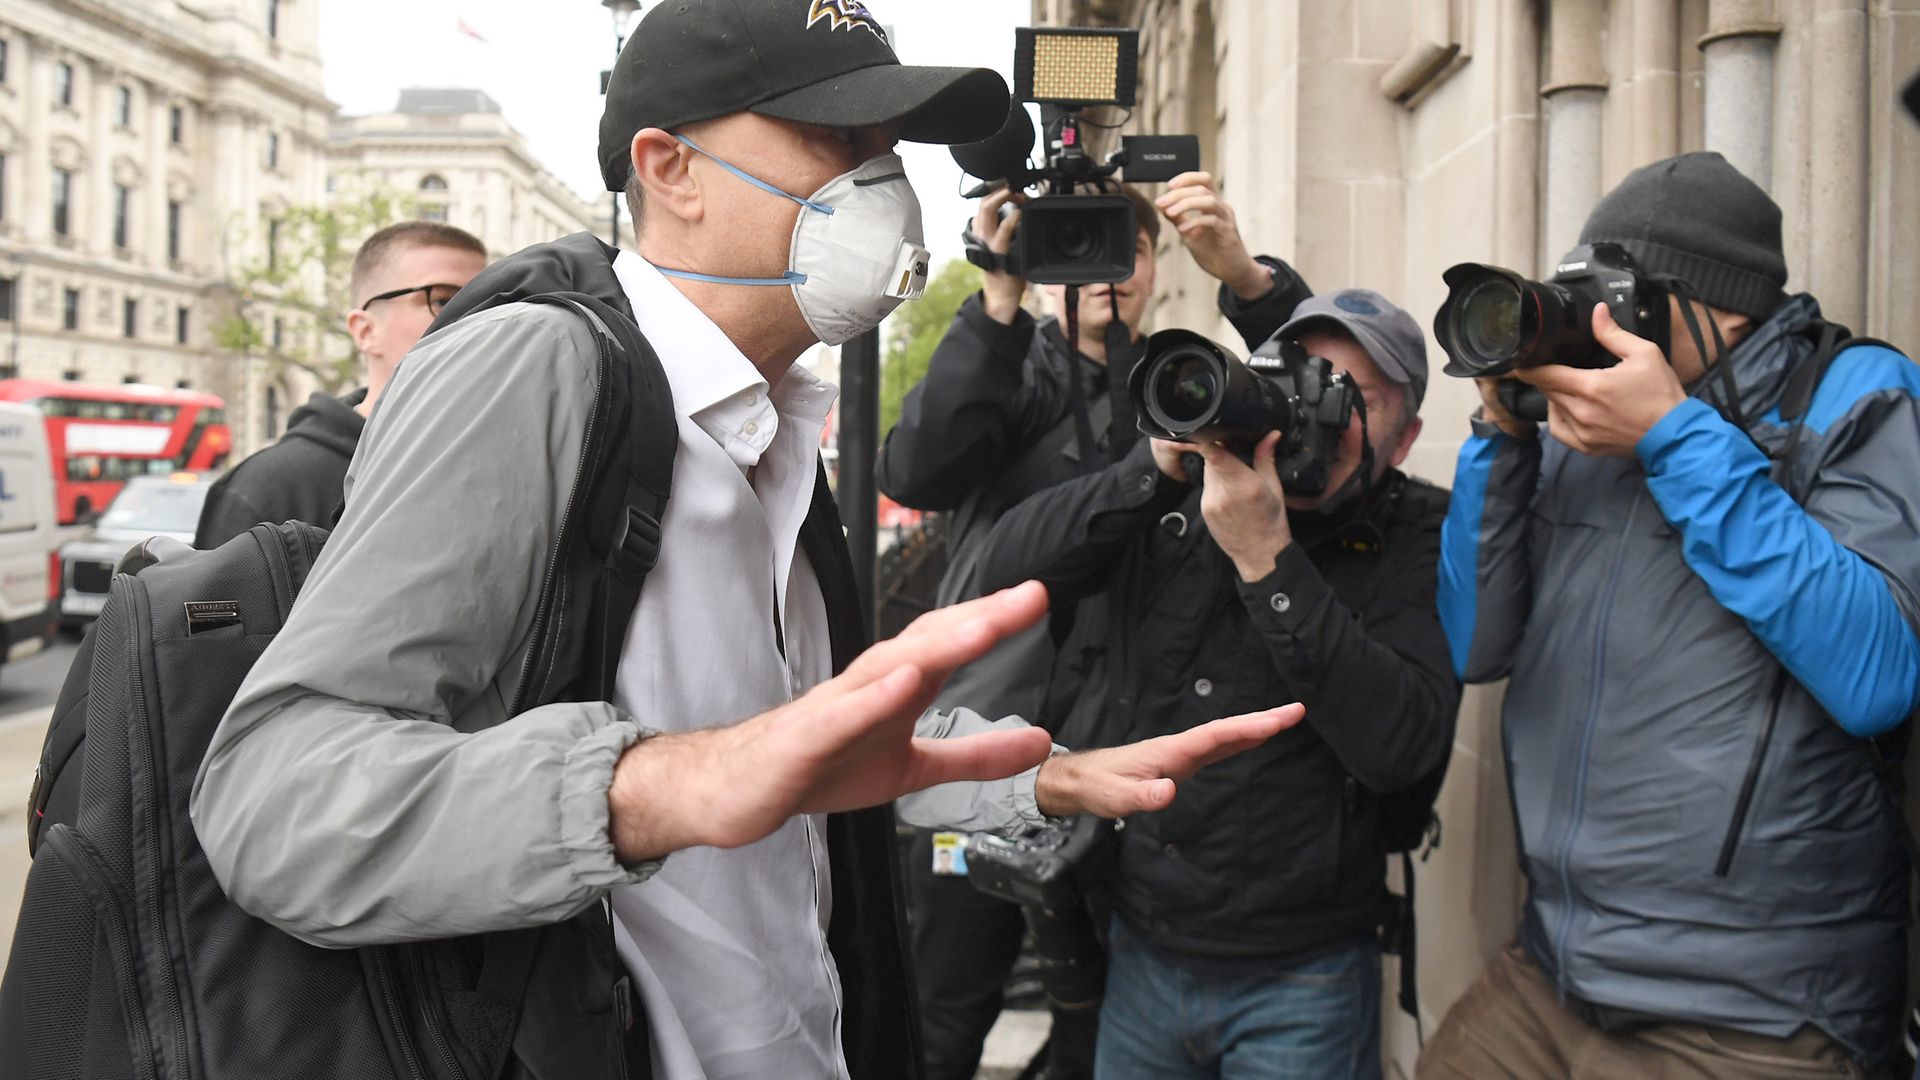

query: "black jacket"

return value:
[875, 256, 1310, 734]
[194, 388, 366, 548]
[977, 438, 1460, 962]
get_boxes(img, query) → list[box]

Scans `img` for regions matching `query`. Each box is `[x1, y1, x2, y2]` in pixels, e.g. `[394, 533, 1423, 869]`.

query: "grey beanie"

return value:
[1579, 151, 1787, 321]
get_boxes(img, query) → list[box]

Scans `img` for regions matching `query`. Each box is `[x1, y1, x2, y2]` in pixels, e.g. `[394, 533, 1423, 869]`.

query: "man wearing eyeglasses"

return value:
[194, 221, 487, 548]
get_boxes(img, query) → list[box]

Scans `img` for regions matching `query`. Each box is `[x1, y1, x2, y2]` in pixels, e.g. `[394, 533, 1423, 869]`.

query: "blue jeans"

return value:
[1094, 918, 1383, 1080]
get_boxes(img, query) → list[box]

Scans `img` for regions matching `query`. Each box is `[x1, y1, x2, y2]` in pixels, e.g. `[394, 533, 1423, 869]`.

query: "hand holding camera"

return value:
[1155, 172, 1271, 301]
[972, 188, 1029, 325]
[1193, 433, 1296, 582]
[1516, 303, 1687, 457]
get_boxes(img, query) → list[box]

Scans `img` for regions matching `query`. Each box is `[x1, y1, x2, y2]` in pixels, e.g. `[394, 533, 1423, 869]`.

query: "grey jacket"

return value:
[189, 300, 1048, 951]
[1438, 295, 1920, 1063]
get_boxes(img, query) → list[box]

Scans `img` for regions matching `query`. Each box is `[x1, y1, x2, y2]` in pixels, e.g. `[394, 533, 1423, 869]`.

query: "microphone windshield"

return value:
[951, 104, 1036, 184]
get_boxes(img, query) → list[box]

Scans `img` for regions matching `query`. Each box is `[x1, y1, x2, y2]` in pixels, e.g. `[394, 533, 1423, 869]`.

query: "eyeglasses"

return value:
[358, 282, 461, 316]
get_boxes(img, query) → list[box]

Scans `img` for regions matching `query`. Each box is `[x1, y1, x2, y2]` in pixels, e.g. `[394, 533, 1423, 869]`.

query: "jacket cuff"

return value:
[1236, 542, 1338, 672]
[560, 719, 666, 887]
[1635, 397, 1720, 471]
[958, 292, 1037, 371]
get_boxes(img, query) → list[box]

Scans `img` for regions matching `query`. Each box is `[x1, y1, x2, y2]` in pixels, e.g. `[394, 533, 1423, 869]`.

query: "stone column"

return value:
[1542, 0, 1608, 266]
[144, 82, 169, 269]
[1700, 0, 1780, 190]
[87, 60, 114, 255]
[20, 35, 49, 248]
[1806, 0, 1868, 331]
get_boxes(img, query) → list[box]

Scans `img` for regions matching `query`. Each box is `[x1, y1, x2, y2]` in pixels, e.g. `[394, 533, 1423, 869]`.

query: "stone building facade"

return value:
[0, 0, 332, 453]
[0, 3, 602, 458]
[1030, 0, 1920, 1074]
[329, 88, 601, 264]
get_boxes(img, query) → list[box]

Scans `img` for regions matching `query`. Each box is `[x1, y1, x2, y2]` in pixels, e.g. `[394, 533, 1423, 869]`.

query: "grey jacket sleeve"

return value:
[189, 304, 657, 949]
[895, 707, 1060, 835]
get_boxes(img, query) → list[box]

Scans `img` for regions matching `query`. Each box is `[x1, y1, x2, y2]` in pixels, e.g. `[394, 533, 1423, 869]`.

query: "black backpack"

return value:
[0, 291, 675, 1080]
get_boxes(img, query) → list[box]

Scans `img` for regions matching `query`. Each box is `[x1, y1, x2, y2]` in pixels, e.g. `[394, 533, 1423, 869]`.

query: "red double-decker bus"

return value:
[0, 380, 232, 524]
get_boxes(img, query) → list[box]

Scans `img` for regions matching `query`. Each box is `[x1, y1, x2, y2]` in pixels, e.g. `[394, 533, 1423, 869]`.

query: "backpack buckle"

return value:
[610, 506, 662, 578]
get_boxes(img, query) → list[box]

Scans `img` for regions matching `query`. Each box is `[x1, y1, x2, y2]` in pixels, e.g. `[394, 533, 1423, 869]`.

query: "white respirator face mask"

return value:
[654, 134, 930, 346]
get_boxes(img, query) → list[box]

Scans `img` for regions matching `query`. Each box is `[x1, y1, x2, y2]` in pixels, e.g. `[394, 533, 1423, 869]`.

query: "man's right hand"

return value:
[606, 582, 1058, 863]
[974, 187, 1028, 325]
[1474, 377, 1539, 440]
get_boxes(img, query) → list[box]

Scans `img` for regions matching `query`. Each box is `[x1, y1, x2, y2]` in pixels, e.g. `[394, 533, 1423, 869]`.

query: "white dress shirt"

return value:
[606, 252, 847, 1080]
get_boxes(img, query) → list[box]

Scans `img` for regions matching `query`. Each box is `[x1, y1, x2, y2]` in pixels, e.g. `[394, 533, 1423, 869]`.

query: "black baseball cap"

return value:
[598, 0, 1011, 192]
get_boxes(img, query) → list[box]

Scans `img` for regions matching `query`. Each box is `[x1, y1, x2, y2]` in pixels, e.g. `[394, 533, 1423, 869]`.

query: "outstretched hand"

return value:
[608, 582, 1058, 862]
[1034, 704, 1305, 818]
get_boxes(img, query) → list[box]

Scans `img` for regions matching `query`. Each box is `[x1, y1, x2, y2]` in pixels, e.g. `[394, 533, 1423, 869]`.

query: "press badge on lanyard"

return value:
[930, 831, 969, 876]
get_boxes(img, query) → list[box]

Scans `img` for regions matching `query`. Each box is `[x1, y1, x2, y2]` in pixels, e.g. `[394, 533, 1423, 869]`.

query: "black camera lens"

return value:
[1458, 279, 1523, 362]
[1049, 218, 1099, 263]
[1152, 353, 1218, 424]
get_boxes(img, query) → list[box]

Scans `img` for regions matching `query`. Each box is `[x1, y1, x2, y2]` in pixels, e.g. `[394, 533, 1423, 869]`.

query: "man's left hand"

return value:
[1034, 704, 1306, 817]
[1516, 303, 1688, 457]
[1195, 432, 1293, 581]
[1156, 172, 1271, 301]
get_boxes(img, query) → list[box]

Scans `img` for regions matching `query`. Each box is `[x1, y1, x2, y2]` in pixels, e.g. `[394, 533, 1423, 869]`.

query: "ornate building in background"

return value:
[329, 88, 601, 263]
[0, 2, 601, 456]
[1029, 1, 1919, 1075]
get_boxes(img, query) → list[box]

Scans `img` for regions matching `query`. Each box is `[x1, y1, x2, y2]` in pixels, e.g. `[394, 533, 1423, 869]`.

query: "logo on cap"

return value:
[1334, 293, 1381, 316]
[806, 0, 886, 41]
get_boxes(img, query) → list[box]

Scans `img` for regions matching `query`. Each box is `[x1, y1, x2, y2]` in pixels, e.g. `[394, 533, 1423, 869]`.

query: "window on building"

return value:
[175, 305, 190, 345]
[0, 279, 14, 323]
[61, 370, 80, 382]
[267, 132, 280, 170]
[271, 316, 284, 350]
[115, 85, 132, 128]
[113, 184, 131, 249]
[55, 62, 73, 108]
[267, 0, 282, 41]
[419, 174, 448, 191]
[265, 385, 281, 439]
[0, 152, 8, 224]
[62, 288, 79, 330]
[170, 105, 185, 145]
[266, 217, 281, 270]
[0, 39, 10, 85]
[419, 204, 448, 223]
[52, 168, 72, 236]
[167, 200, 182, 261]
[123, 298, 138, 339]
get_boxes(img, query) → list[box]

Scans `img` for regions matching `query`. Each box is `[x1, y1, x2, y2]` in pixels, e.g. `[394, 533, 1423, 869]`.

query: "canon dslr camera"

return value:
[1433, 242, 1671, 420]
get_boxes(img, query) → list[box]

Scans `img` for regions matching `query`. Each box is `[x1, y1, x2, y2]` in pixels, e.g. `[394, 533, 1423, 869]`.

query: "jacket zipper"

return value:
[1550, 491, 1641, 986]
[373, 949, 429, 1080]
[509, 309, 613, 715]
[46, 826, 160, 1080]
[406, 946, 467, 1080]
[125, 576, 192, 1076]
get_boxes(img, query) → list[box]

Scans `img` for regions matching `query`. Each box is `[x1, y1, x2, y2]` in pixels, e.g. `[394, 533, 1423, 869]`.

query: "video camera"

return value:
[953, 27, 1199, 286]
[1130, 328, 1357, 495]
[1432, 242, 1672, 422]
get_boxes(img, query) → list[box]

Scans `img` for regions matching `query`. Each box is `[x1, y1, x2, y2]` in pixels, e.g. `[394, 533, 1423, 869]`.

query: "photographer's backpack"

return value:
[0, 290, 674, 1080]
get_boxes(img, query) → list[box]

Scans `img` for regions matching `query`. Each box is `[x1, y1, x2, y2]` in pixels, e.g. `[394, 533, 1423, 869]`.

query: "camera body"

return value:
[1432, 243, 1671, 422]
[954, 28, 1198, 286]
[965, 814, 1108, 916]
[1130, 329, 1356, 495]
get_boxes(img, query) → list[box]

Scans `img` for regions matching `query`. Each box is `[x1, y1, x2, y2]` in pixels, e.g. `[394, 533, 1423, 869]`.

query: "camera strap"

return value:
[1060, 284, 1102, 475]
[1659, 274, 1747, 435]
[1105, 290, 1142, 457]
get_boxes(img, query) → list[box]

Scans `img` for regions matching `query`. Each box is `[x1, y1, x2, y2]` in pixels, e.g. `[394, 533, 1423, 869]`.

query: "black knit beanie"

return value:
[1579, 151, 1787, 321]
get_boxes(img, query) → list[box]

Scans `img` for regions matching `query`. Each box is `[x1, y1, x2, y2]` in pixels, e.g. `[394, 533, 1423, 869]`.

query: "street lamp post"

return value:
[602, 0, 642, 248]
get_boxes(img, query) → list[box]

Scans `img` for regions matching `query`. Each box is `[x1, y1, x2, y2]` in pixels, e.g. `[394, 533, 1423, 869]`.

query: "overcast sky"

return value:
[319, 0, 1032, 270]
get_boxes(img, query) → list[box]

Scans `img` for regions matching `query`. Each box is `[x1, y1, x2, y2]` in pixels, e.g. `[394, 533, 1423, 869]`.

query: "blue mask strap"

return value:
[655, 266, 807, 287]
[674, 133, 836, 216]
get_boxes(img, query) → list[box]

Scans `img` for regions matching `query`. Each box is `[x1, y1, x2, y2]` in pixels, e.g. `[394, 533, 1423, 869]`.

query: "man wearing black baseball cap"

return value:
[191, 4, 1301, 1080]
[974, 289, 1460, 1079]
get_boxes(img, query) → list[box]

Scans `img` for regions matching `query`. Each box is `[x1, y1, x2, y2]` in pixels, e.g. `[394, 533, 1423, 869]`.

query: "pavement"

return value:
[0, 636, 80, 968]
[0, 635, 1053, 1076]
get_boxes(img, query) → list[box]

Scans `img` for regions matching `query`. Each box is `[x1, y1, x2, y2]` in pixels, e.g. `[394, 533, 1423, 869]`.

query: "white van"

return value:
[0, 401, 59, 670]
